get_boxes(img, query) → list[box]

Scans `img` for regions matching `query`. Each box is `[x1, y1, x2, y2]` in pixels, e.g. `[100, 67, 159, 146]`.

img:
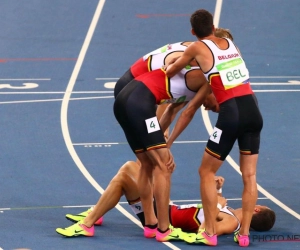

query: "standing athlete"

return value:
[113, 60, 210, 242]
[166, 9, 263, 247]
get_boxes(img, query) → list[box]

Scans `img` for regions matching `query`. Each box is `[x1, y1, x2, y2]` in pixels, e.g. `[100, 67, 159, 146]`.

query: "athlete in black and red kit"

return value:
[166, 9, 263, 247]
[113, 52, 210, 242]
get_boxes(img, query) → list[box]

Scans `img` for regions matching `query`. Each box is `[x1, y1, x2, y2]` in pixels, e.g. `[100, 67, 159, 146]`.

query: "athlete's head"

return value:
[214, 28, 234, 41]
[250, 205, 276, 231]
[190, 9, 214, 38]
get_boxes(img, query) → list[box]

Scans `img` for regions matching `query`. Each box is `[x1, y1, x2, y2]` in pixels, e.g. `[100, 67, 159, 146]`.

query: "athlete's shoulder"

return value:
[184, 41, 207, 56]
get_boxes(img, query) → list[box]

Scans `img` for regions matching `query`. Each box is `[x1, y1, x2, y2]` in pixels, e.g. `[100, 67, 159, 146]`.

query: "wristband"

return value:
[217, 188, 222, 194]
[217, 203, 222, 210]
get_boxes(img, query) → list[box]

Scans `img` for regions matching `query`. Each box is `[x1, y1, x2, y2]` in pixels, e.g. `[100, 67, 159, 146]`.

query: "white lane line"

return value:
[251, 82, 300, 85]
[60, 0, 114, 203]
[95, 78, 119, 80]
[0, 91, 113, 94]
[59, 2, 179, 249]
[73, 142, 121, 145]
[1, 87, 300, 96]
[0, 78, 51, 81]
[213, 0, 223, 27]
[72, 141, 207, 146]
[0, 197, 269, 211]
[254, 90, 300, 92]
[200, 106, 300, 220]
[0, 96, 113, 105]
[0, 88, 299, 105]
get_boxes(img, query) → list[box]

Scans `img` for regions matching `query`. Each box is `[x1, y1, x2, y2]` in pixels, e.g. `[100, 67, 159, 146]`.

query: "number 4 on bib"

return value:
[145, 117, 160, 133]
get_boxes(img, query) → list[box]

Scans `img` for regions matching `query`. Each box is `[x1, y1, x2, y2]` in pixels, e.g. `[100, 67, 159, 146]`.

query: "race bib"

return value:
[130, 201, 144, 214]
[216, 58, 249, 89]
[145, 117, 160, 133]
[209, 127, 222, 144]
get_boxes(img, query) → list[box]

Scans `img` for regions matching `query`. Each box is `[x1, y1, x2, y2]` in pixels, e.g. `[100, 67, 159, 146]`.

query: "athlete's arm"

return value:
[159, 102, 187, 135]
[214, 196, 238, 235]
[165, 45, 196, 78]
[167, 83, 210, 147]
[215, 176, 225, 197]
[156, 103, 170, 139]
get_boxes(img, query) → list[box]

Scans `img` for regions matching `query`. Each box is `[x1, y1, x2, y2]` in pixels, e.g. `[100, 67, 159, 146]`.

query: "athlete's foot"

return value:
[184, 229, 217, 246]
[144, 224, 157, 238]
[234, 231, 250, 247]
[65, 206, 103, 226]
[56, 220, 94, 237]
[156, 225, 184, 242]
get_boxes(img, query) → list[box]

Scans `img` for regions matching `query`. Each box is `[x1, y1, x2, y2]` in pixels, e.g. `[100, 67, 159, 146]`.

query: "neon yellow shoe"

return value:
[156, 225, 184, 242]
[56, 221, 94, 237]
[66, 207, 103, 225]
[184, 229, 217, 246]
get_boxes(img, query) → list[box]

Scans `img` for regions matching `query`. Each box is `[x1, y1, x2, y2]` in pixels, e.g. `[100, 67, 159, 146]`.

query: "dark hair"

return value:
[190, 9, 214, 38]
[250, 209, 276, 231]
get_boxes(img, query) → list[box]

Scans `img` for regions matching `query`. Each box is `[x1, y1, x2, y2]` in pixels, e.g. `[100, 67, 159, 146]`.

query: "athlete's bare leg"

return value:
[81, 104, 170, 228]
[239, 154, 258, 236]
[136, 153, 157, 227]
[82, 161, 140, 227]
[198, 152, 222, 236]
[144, 147, 175, 232]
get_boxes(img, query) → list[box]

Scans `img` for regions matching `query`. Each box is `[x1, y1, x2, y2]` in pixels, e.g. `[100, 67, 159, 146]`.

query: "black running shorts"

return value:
[114, 69, 135, 98]
[114, 79, 166, 153]
[205, 94, 263, 161]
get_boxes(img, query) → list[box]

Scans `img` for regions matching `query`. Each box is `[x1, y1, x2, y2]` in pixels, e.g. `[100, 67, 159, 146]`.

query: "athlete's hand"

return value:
[162, 63, 169, 71]
[166, 140, 172, 149]
[215, 176, 225, 190]
[164, 132, 169, 141]
[163, 57, 178, 70]
[203, 93, 220, 113]
[166, 150, 176, 172]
